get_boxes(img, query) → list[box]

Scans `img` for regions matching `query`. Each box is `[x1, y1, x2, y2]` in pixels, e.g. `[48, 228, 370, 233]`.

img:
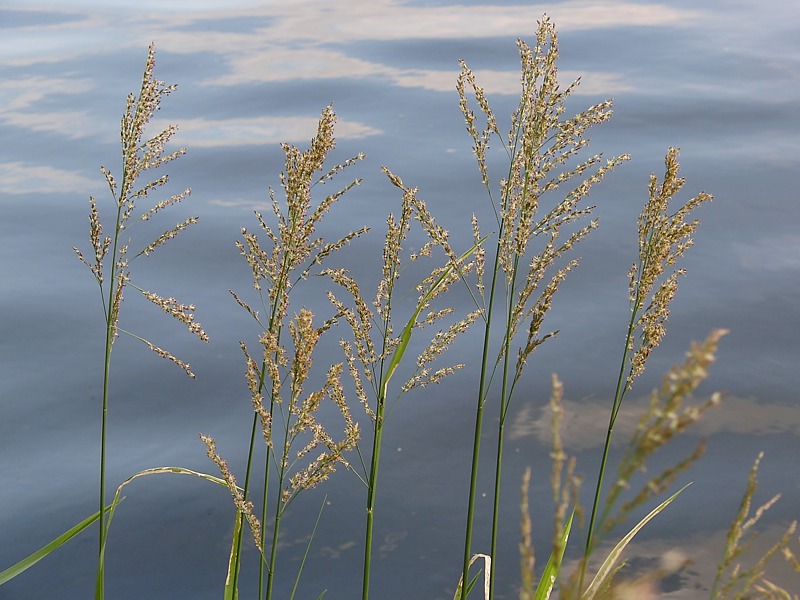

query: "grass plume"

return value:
[583, 147, 713, 576]
[204, 105, 365, 599]
[72, 43, 204, 599]
[711, 453, 798, 599]
[456, 16, 628, 597]
[326, 167, 481, 600]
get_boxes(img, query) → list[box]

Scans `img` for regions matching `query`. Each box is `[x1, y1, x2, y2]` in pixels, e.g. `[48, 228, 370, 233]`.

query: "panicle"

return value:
[375, 167, 415, 318]
[325, 270, 376, 371]
[140, 289, 208, 343]
[457, 61, 498, 185]
[714, 452, 797, 598]
[288, 362, 359, 497]
[627, 148, 713, 388]
[142, 338, 196, 378]
[75, 44, 203, 377]
[459, 14, 627, 384]
[235, 105, 366, 324]
[241, 342, 272, 448]
[403, 309, 482, 392]
[200, 434, 263, 553]
[548, 373, 580, 572]
[519, 466, 536, 600]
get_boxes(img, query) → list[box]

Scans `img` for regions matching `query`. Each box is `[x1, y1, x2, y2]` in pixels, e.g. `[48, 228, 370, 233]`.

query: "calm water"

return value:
[2, 1, 799, 598]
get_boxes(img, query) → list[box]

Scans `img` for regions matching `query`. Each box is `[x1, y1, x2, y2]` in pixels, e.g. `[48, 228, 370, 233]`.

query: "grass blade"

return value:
[0, 501, 120, 585]
[290, 495, 327, 600]
[93, 467, 231, 599]
[582, 483, 690, 599]
[225, 511, 243, 600]
[535, 509, 574, 600]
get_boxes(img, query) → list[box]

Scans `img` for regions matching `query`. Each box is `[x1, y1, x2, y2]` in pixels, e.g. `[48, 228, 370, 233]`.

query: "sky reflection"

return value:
[2, 1, 800, 598]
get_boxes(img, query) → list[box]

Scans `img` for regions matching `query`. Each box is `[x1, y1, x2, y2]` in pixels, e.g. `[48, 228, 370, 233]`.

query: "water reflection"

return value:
[2, 1, 799, 598]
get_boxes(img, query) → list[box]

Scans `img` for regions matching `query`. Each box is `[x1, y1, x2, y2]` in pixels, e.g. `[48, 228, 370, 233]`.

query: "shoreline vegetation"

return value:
[2, 16, 799, 600]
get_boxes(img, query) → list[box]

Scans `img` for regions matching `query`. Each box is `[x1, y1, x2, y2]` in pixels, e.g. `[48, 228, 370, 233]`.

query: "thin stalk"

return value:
[460, 111, 522, 599]
[235, 336, 276, 598]
[235, 414, 258, 591]
[459, 239, 502, 600]
[258, 411, 271, 600]
[260, 338, 285, 600]
[266, 400, 294, 600]
[487, 253, 520, 598]
[96, 196, 125, 600]
[234, 205, 298, 596]
[96, 311, 111, 598]
[361, 278, 395, 600]
[580, 290, 640, 591]
[361, 397, 386, 600]
[266, 496, 282, 600]
[258, 332, 283, 599]
[234, 350, 274, 598]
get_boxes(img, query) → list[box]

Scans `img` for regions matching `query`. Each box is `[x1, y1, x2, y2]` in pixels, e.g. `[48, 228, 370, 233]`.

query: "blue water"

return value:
[2, 2, 799, 598]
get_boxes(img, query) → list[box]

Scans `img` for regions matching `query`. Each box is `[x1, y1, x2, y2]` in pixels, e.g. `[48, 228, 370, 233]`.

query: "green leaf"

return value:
[225, 511, 243, 600]
[535, 509, 574, 600]
[0, 500, 121, 585]
[582, 484, 690, 599]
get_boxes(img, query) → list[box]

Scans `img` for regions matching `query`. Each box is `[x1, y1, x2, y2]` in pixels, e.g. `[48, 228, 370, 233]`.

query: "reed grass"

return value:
[71, 43, 206, 599]
[327, 168, 482, 600]
[579, 148, 715, 589]
[3, 16, 799, 600]
[455, 17, 628, 598]
[209, 105, 365, 599]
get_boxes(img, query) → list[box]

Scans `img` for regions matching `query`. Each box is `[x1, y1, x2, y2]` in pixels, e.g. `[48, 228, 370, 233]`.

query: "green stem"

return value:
[266, 397, 294, 600]
[258, 432, 277, 598]
[488, 262, 518, 599]
[96, 198, 125, 600]
[239, 344, 275, 598]
[259, 344, 280, 599]
[235, 206, 297, 596]
[266, 504, 282, 600]
[96, 317, 112, 599]
[488, 418, 504, 600]
[237, 413, 258, 590]
[361, 399, 385, 600]
[460, 240, 502, 600]
[580, 295, 639, 591]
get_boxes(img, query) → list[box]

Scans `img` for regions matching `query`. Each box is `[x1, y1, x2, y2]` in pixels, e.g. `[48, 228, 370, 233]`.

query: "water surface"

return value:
[2, 1, 799, 598]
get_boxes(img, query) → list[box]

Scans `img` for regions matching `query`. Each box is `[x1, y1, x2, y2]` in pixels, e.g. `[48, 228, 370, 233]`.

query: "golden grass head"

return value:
[627, 148, 713, 386]
[235, 105, 366, 328]
[199, 434, 263, 553]
[74, 44, 205, 377]
[286, 359, 360, 500]
[459, 15, 629, 383]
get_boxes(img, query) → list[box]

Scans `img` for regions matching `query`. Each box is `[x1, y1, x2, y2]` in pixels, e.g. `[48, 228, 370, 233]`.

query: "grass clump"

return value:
[326, 166, 483, 599]
[2, 15, 799, 600]
[205, 105, 366, 599]
[455, 17, 629, 598]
